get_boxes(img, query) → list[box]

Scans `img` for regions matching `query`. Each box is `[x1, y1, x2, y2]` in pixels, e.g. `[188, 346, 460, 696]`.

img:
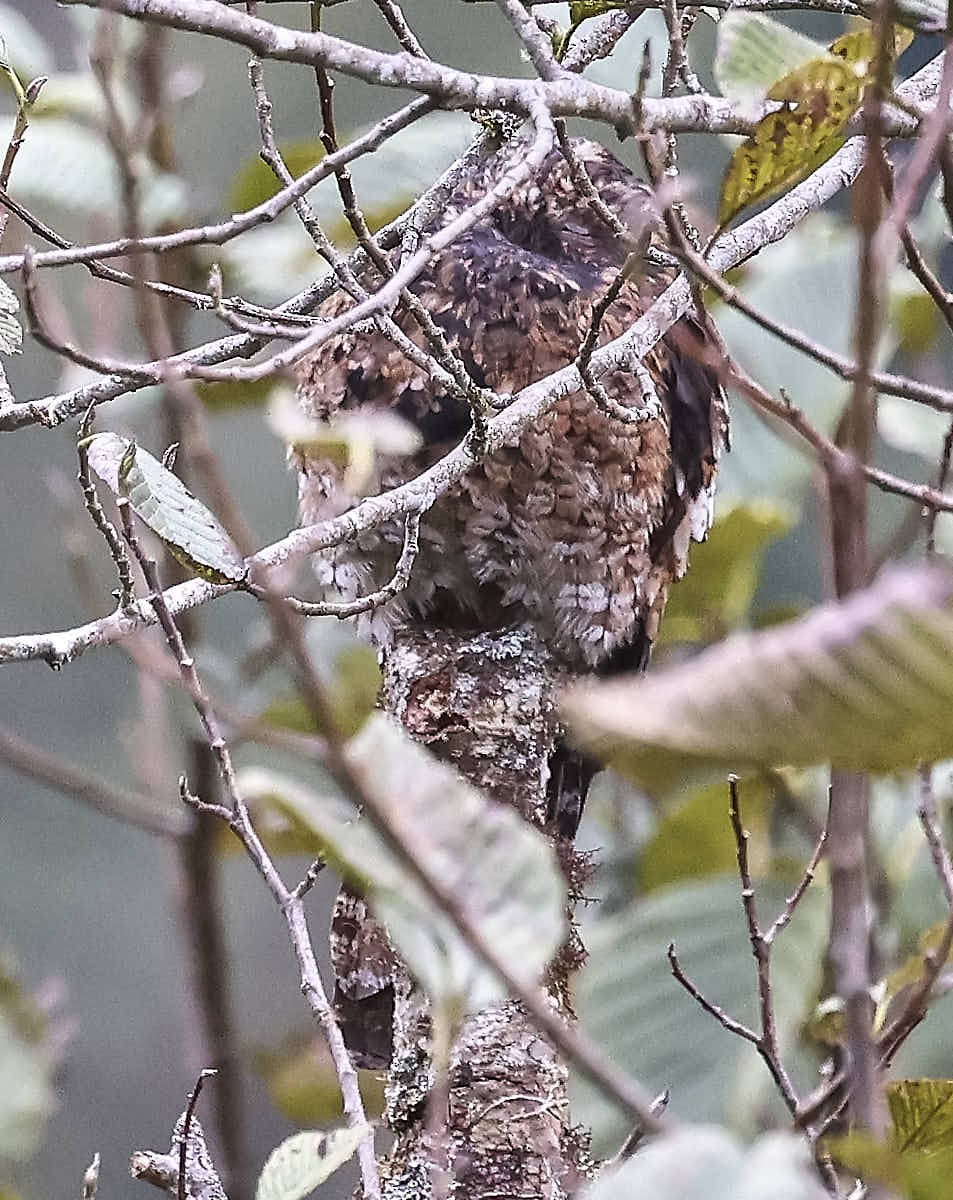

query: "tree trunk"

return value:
[374, 624, 590, 1200]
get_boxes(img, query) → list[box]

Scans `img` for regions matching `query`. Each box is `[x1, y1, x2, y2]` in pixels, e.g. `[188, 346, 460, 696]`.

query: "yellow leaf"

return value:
[718, 55, 860, 228]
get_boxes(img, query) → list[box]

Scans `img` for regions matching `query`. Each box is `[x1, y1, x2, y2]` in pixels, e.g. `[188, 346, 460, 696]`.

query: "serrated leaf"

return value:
[563, 565, 953, 797]
[832, 1128, 953, 1200]
[583, 1128, 828, 1200]
[714, 14, 826, 105]
[85, 433, 246, 584]
[889, 1079, 953, 1154]
[0, 278, 21, 355]
[573, 877, 827, 1147]
[255, 1126, 368, 1200]
[238, 713, 566, 1011]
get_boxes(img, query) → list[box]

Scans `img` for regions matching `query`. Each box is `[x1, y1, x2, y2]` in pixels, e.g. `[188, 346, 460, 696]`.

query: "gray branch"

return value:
[0, 52, 944, 670]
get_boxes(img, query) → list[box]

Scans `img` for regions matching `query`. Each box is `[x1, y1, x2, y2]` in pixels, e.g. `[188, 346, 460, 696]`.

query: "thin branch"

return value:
[252, 583, 669, 1135]
[371, 0, 428, 57]
[728, 776, 802, 1115]
[252, 510, 424, 619]
[667, 943, 760, 1045]
[765, 812, 830, 945]
[2, 54, 948, 665]
[0, 721, 186, 837]
[114, 480, 381, 1200]
[58, 0, 922, 138]
[877, 770, 953, 1065]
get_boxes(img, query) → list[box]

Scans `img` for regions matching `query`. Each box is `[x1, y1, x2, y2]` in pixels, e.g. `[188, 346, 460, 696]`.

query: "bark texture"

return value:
[375, 625, 590, 1200]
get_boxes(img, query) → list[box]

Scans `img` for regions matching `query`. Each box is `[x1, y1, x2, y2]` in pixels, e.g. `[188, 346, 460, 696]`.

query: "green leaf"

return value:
[889, 1079, 953, 1154]
[326, 645, 381, 739]
[194, 377, 276, 413]
[260, 645, 380, 741]
[718, 55, 857, 229]
[569, 1, 630, 21]
[221, 768, 335, 859]
[268, 389, 421, 497]
[255, 1126, 369, 1200]
[229, 140, 326, 213]
[583, 1128, 828, 1200]
[660, 503, 793, 646]
[0, 951, 58, 1162]
[717, 22, 911, 229]
[563, 565, 953, 797]
[253, 1034, 385, 1125]
[640, 776, 769, 891]
[26, 71, 133, 124]
[0, 5, 53, 78]
[888, 286, 942, 360]
[0, 279, 21, 355]
[876, 922, 953, 1031]
[0, 116, 187, 229]
[239, 714, 567, 1011]
[85, 433, 246, 584]
[714, 14, 826, 105]
[830, 1127, 953, 1200]
[573, 877, 827, 1148]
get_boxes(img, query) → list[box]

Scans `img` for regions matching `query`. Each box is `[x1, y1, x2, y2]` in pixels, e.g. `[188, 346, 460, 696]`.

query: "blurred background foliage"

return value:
[1, 2, 952, 1199]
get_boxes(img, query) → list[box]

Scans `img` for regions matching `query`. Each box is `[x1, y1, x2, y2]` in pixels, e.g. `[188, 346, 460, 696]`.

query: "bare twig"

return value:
[112, 461, 381, 1200]
[0, 721, 186, 837]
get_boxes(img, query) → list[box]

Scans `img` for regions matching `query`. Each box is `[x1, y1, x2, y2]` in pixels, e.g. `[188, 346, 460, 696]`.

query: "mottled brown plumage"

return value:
[295, 137, 727, 676]
[296, 137, 727, 1062]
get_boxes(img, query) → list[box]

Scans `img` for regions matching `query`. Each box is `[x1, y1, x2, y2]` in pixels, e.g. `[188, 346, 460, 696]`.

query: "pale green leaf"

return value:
[573, 877, 827, 1149]
[714, 13, 825, 104]
[569, 1, 631, 21]
[564, 565, 953, 797]
[255, 1126, 369, 1200]
[0, 279, 21, 355]
[584, 1129, 828, 1200]
[26, 71, 134, 125]
[0, 952, 58, 1162]
[660, 502, 793, 646]
[229, 140, 326, 213]
[238, 714, 566, 1011]
[269, 389, 421, 497]
[0, 117, 186, 229]
[718, 54, 858, 229]
[0, 5, 53, 78]
[253, 1035, 385, 1125]
[640, 776, 770, 892]
[878, 393, 950, 458]
[85, 433, 246, 584]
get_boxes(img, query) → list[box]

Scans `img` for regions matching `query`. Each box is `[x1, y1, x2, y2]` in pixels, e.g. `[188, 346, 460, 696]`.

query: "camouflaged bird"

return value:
[295, 137, 727, 681]
[294, 136, 728, 1066]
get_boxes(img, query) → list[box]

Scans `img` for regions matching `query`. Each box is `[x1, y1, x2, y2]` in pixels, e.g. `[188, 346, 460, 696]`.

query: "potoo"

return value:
[294, 135, 728, 1063]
